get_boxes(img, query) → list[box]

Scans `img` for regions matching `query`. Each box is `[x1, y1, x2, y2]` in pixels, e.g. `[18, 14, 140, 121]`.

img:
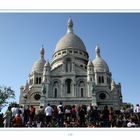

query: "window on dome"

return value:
[66, 58, 71, 72]
[80, 52, 83, 55]
[58, 52, 61, 55]
[39, 77, 41, 84]
[102, 76, 104, 83]
[74, 51, 78, 54]
[36, 77, 38, 84]
[80, 65, 83, 68]
[69, 50, 72, 53]
[99, 76, 104, 84]
[62, 51, 66, 54]
[98, 76, 101, 84]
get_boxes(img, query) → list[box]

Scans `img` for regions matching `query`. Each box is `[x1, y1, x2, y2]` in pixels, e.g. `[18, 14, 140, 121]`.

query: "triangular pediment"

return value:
[51, 64, 63, 75]
[51, 63, 87, 75]
[75, 64, 87, 74]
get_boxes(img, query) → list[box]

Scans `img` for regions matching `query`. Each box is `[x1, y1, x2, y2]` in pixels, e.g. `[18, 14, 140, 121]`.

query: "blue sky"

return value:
[0, 13, 140, 112]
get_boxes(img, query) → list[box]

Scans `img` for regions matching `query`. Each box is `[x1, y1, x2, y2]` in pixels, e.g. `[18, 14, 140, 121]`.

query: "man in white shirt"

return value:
[11, 104, 19, 118]
[135, 104, 140, 113]
[127, 118, 136, 127]
[44, 103, 53, 126]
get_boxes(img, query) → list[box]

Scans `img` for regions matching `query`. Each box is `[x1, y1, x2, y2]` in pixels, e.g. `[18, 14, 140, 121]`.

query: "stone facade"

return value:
[19, 17, 122, 111]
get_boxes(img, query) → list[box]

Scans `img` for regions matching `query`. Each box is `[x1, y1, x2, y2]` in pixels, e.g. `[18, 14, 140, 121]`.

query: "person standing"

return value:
[3, 106, 12, 127]
[102, 105, 109, 127]
[29, 105, 35, 123]
[11, 104, 19, 119]
[79, 105, 86, 127]
[109, 107, 114, 127]
[12, 110, 22, 127]
[57, 102, 64, 127]
[24, 105, 30, 126]
[71, 105, 77, 122]
[44, 103, 53, 126]
[127, 117, 136, 127]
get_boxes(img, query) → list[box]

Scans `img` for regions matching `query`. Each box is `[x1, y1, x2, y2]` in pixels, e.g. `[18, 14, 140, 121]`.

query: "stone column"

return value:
[60, 83, 63, 97]
[72, 83, 76, 97]
[95, 72, 98, 85]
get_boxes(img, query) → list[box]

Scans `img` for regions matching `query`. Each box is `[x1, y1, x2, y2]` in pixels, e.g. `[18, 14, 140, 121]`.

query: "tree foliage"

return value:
[121, 102, 133, 110]
[0, 86, 15, 110]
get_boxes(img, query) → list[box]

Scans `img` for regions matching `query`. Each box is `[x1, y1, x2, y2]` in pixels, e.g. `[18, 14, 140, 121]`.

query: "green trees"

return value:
[0, 86, 15, 112]
[121, 102, 133, 110]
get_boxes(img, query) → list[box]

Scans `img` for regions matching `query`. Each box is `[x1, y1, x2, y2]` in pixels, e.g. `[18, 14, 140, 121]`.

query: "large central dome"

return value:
[54, 17, 87, 53]
[55, 32, 86, 52]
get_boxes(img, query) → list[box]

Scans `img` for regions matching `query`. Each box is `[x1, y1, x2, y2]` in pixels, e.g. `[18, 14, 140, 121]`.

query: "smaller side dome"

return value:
[92, 45, 109, 72]
[31, 47, 46, 74]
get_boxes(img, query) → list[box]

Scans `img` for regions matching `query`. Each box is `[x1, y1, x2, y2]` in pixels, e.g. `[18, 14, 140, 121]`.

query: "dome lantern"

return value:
[95, 45, 101, 58]
[40, 45, 45, 59]
[67, 17, 73, 33]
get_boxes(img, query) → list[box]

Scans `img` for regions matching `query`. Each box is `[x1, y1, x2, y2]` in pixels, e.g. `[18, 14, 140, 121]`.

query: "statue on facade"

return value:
[92, 82, 96, 94]
[40, 83, 47, 107]
[42, 83, 46, 95]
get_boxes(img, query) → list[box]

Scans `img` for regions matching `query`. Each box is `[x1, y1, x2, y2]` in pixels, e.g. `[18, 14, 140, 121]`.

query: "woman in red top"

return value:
[12, 112, 22, 127]
[109, 107, 114, 127]
[29, 105, 35, 122]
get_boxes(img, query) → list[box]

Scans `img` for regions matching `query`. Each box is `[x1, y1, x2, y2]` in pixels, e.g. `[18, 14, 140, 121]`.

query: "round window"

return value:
[99, 93, 106, 100]
[34, 94, 41, 100]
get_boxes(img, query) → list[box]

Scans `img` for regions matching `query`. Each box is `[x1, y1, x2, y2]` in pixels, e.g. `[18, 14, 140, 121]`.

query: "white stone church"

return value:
[19, 17, 122, 110]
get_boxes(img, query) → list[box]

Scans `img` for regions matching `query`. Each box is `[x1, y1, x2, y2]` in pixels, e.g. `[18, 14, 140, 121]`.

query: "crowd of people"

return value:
[0, 102, 140, 128]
